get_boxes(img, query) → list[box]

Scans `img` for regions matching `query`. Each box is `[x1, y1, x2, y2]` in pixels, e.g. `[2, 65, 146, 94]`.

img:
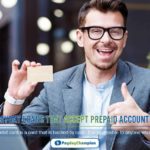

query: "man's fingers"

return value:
[12, 60, 42, 73]
[30, 61, 37, 67]
[20, 60, 30, 71]
[108, 102, 122, 114]
[111, 123, 122, 131]
[36, 63, 42, 66]
[121, 82, 131, 101]
[108, 104, 116, 114]
[109, 109, 118, 117]
[28, 82, 38, 92]
[12, 60, 20, 72]
[30, 82, 38, 87]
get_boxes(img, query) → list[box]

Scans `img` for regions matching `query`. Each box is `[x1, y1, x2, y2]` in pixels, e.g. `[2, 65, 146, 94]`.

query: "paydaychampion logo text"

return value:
[51, 138, 99, 148]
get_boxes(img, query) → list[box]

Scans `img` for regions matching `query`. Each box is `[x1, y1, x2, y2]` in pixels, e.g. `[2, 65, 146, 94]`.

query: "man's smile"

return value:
[95, 48, 115, 60]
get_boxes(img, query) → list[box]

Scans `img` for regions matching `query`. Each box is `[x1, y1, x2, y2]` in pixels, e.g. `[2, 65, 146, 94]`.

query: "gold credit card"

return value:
[27, 65, 53, 82]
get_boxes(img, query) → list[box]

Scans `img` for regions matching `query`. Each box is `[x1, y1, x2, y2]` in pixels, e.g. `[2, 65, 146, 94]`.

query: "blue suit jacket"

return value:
[22, 60, 150, 150]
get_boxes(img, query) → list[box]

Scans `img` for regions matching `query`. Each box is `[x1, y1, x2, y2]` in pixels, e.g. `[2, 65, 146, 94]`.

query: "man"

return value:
[2, 0, 150, 149]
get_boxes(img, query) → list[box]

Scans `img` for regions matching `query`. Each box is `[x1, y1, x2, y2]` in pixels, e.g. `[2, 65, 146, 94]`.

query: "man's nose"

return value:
[100, 31, 112, 43]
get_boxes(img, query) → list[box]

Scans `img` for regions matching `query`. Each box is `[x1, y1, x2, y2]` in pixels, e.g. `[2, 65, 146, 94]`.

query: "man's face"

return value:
[77, 9, 128, 70]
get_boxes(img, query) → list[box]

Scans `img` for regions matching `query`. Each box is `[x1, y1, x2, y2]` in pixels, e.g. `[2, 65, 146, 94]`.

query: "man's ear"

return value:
[76, 29, 84, 47]
[123, 30, 128, 48]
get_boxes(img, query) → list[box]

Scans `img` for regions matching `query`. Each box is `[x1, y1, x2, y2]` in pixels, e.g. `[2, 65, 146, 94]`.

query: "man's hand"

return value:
[3, 60, 41, 116]
[108, 83, 149, 131]
[7, 60, 41, 100]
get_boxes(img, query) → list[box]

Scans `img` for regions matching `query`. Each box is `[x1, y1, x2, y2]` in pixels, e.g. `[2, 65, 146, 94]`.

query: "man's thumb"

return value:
[121, 82, 131, 100]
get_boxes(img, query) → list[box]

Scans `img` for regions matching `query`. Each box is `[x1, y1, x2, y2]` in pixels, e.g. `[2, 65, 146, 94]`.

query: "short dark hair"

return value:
[78, 0, 128, 27]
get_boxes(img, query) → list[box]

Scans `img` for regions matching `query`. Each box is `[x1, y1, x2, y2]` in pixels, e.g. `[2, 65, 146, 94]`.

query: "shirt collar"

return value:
[84, 71, 116, 91]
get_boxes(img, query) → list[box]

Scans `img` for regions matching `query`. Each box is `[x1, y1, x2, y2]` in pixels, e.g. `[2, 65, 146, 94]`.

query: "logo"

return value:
[55, 140, 61, 146]
[51, 138, 99, 148]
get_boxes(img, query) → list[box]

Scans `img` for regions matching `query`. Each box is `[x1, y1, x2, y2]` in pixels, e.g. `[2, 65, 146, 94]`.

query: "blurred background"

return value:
[0, 0, 150, 149]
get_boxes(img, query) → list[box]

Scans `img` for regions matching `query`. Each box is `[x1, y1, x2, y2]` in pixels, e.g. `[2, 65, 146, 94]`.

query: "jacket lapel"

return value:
[106, 60, 135, 150]
[62, 64, 85, 137]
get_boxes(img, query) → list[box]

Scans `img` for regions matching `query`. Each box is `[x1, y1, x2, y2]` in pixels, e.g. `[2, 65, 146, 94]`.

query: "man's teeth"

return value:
[96, 49, 113, 53]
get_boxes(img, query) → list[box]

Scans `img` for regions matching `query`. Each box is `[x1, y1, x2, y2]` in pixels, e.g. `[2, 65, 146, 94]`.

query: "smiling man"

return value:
[2, 0, 150, 150]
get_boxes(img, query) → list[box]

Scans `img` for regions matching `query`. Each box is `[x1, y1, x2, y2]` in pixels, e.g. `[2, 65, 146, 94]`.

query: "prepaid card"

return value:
[27, 65, 53, 82]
